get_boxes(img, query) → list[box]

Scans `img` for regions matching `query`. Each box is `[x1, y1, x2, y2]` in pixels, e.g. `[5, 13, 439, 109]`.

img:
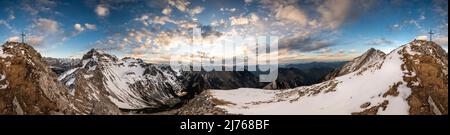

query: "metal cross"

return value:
[20, 32, 26, 43]
[428, 30, 434, 42]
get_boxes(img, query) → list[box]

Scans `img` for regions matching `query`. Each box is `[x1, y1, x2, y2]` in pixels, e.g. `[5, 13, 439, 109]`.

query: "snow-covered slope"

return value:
[208, 40, 448, 115]
[58, 49, 185, 114]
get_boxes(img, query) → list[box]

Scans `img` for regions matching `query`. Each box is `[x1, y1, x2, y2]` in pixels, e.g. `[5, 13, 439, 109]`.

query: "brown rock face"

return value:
[0, 42, 76, 114]
[400, 40, 448, 115]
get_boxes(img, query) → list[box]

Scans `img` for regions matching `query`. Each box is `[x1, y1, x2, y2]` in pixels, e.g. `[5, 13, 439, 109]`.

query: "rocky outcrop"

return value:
[0, 42, 77, 114]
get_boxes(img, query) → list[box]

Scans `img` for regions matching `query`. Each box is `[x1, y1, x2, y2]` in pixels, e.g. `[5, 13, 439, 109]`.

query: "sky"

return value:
[0, 0, 448, 64]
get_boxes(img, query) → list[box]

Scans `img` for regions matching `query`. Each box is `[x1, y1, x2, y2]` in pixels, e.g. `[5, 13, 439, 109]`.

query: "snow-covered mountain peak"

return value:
[57, 48, 186, 113]
[325, 47, 386, 79]
[82, 49, 118, 63]
[400, 40, 447, 60]
[366, 48, 385, 56]
[352, 47, 385, 67]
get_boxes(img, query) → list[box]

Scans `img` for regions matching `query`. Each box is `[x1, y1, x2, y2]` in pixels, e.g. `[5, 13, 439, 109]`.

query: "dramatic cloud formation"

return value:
[0, 0, 447, 61]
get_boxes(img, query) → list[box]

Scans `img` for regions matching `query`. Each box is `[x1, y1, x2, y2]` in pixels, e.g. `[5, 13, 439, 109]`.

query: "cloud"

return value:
[90, 0, 380, 62]
[95, 4, 110, 17]
[419, 14, 426, 20]
[5, 18, 66, 48]
[74, 23, 96, 34]
[26, 35, 46, 46]
[33, 18, 59, 33]
[176, 20, 199, 29]
[8, 15, 16, 20]
[162, 7, 172, 15]
[152, 16, 173, 25]
[230, 16, 250, 26]
[253, 0, 374, 53]
[189, 6, 205, 16]
[6, 36, 20, 42]
[200, 25, 222, 38]
[319, 47, 332, 53]
[407, 19, 422, 29]
[366, 38, 394, 45]
[390, 24, 402, 31]
[85, 23, 97, 30]
[36, 0, 56, 5]
[415, 35, 428, 41]
[0, 12, 15, 30]
[220, 8, 237, 12]
[135, 14, 176, 26]
[6, 35, 45, 46]
[135, 15, 150, 26]
[210, 19, 226, 27]
[0, 20, 12, 30]
[21, 0, 57, 15]
[280, 35, 335, 52]
[229, 13, 259, 26]
[433, 0, 448, 16]
[317, 0, 352, 29]
[260, 0, 373, 30]
[275, 5, 308, 26]
[393, 14, 430, 31]
[434, 35, 448, 46]
[74, 23, 85, 32]
[167, 0, 190, 12]
[249, 13, 260, 22]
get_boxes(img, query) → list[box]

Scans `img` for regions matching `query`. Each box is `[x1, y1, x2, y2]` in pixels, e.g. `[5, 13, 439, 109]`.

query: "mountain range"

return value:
[0, 40, 447, 115]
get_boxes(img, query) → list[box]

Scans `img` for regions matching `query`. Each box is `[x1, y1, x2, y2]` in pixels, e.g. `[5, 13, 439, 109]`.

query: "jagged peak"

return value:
[1, 42, 42, 60]
[324, 47, 387, 79]
[396, 40, 448, 69]
[349, 48, 385, 66]
[2, 41, 35, 51]
[367, 47, 376, 51]
[362, 48, 385, 57]
[407, 40, 441, 48]
[397, 40, 447, 56]
[81, 48, 118, 62]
